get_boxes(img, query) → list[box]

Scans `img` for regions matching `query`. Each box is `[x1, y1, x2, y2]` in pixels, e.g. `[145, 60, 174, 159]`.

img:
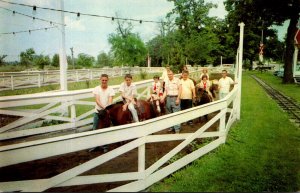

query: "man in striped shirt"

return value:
[160, 70, 182, 133]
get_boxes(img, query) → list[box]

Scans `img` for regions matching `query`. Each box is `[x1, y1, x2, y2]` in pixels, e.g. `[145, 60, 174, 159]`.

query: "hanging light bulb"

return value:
[182, 25, 185, 29]
[198, 25, 201, 29]
[76, 12, 80, 20]
[32, 5, 37, 15]
[139, 20, 142, 24]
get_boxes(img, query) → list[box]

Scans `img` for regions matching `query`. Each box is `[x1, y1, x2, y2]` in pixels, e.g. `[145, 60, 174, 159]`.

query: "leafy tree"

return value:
[76, 53, 95, 68]
[0, 55, 7, 66]
[51, 54, 60, 67]
[96, 52, 113, 67]
[20, 48, 35, 67]
[34, 55, 51, 70]
[225, 0, 300, 83]
[163, 0, 220, 68]
[108, 19, 147, 66]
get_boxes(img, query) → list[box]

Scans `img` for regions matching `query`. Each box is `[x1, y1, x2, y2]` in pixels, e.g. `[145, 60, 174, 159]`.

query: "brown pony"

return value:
[194, 80, 218, 121]
[97, 99, 158, 128]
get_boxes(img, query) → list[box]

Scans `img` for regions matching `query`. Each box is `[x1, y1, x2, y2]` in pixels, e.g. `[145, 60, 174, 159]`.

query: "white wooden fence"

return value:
[0, 66, 233, 91]
[0, 67, 164, 91]
[0, 68, 239, 192]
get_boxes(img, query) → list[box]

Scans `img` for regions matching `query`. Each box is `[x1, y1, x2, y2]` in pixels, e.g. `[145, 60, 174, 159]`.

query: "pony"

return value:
[194, 80, 219, 121]
[91, 99, 159, 152]
[97, 99, 159, 128]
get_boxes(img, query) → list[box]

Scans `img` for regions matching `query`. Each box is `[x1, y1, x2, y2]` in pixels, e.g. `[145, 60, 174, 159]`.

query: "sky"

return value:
[0, 0, 288, 62]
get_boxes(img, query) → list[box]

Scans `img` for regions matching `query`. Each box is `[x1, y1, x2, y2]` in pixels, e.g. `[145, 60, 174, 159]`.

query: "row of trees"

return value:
[1, 0, 297, 82]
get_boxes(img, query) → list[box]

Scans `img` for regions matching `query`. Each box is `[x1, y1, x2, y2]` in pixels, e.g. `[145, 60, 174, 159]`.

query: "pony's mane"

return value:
[105, 102, 123, 110]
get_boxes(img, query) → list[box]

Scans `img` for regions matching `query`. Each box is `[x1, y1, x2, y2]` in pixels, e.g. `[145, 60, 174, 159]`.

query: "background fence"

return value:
[0, 66, 233, 91]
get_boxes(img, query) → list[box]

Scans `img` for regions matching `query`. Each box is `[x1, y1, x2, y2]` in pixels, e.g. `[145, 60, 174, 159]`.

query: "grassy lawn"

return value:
[149, 71, 300, 192]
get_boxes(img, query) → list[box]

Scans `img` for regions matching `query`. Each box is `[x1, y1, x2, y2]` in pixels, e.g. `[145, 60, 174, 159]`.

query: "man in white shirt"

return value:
[218, 70, 235, 99]
[160, 70, 182, 133]
[91, 74, 115, 152]
[92, 74, 115, 129]
[119, 74, 139, 122]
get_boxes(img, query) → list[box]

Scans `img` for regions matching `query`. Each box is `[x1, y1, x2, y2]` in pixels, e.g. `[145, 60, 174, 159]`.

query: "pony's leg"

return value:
[155, 100, 161, 113]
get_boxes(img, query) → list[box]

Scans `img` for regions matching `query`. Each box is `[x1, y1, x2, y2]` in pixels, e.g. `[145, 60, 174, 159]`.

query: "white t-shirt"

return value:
[180, 78, 195, 99]
[119, 82, 137, 99]
[93, 86, 115, 111]
[218, 77, 234, 94]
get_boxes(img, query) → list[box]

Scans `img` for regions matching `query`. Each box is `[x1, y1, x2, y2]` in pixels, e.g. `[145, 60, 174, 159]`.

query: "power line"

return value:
[0, 6, 64, 26]
[0, 25, 58, 35]
[0, 0, 165, 24]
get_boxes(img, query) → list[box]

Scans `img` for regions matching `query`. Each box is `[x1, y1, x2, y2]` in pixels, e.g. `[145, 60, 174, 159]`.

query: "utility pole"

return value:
[70, 47, 75, 70]
[59, 0, 67, 91]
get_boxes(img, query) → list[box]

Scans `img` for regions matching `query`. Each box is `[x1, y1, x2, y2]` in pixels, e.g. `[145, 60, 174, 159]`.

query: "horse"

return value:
[194, 80, 218, 121]
[97, 99, 158, 128]
[91, 99, 159, 152]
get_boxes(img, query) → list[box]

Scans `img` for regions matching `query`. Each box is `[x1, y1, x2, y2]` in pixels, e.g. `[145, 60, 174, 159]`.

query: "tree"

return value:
[20, 48, 35, 67]
[0, 55, 7, 66]
[224, 0, 300, 83]
[51, 54, 60, 67]
[108, 18, 147, 66]
[76, 53, 95, 68]
[163, 0, 220, 68]
[97, 52, 113, 67]
[34, 55, 51, 70]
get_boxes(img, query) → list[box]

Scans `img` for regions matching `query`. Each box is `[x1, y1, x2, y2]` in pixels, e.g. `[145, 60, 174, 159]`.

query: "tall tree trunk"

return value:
[283, 5, 299, 83]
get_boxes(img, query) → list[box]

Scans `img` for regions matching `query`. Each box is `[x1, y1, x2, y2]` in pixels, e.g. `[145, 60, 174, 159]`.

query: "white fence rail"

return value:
[0, 66, 233, 91]
[0, 67, 164, 91]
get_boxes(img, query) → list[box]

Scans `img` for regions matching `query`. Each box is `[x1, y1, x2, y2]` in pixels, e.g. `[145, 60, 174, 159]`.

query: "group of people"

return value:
[92, 66, 236, 135]
[150, 66, 236, 133]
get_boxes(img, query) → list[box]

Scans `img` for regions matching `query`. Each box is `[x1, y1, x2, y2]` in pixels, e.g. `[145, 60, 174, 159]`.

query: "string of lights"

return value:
[0, 0, 165, 24]
[0, 6, 65, 26]
[0, 25, 58, 35]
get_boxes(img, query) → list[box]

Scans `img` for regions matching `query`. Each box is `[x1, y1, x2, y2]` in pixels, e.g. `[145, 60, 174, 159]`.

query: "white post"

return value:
[147, 54, 151, 68]
[38, 73, 41, 87]
[59, 0, 68, 91]
[293, 45, 299, 77]
[235, 50, 239, 80]
[10, 75, 14, 90]
[221, 56, 223, 66]
[237, 22, 245, 120]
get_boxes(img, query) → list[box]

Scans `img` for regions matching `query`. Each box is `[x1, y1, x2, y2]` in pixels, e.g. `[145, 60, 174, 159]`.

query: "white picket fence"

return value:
[0, 67, 164, 91]
[0, 66, 233, 91]
[0, 68, 240, 192]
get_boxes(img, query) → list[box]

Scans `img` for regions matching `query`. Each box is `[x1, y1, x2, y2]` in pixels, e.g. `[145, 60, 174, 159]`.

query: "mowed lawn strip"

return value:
[149, 72, 300, 192]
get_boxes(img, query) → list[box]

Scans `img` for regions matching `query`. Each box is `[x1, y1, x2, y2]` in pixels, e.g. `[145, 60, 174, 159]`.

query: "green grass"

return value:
[149, 72, 300, 192]
[250, 71, 300, 103]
